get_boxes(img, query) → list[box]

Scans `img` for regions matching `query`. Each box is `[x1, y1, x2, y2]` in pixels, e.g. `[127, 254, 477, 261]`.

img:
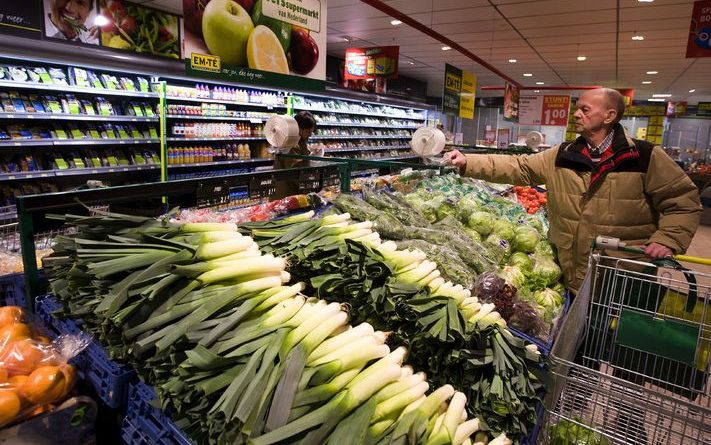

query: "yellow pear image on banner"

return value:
[247, 25, 289, 74]
[202, 0, 255, 66]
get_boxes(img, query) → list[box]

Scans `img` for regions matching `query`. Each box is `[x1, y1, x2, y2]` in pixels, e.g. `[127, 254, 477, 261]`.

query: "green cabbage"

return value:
[456, 195, 481, 222]
[514, 226, 540, 253]
[485, 233, 512, 263]
[534, 240, 556, 259]
[493, 219, 516, 243]
[509, 252, 533, 274]
[435, 199, 457, 221]
[534, 288, 564, 308]
[499, 265, 527, 288]
[467, 211, 495, 236]
[533, 258, 562, 286]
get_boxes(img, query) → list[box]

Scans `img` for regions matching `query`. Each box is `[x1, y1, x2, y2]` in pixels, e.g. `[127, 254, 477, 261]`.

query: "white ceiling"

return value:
[137, 0, 711, 104]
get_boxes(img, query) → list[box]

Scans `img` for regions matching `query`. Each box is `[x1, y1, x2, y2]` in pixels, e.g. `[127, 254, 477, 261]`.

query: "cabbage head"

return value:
[509, 251, 534, 274]
[467, 211, 496, 236]
[534, 288, 564, 309]
[435, 199, 457, 221]
[534, 240, 556, 259]
[493, 219, 516, 243]
[464, 227, 482, 242]
[500, 265, 527, 288]
[533, 258, 562, 286]
[514, 226, 540, 253]
[485, 233, 512, 263]
[456, 195, 481, 222]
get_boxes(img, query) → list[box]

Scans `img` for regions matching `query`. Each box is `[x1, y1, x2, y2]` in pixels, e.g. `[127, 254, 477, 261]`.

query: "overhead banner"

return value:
[667, 101, 688, 116]
[697, 102, 711, 116]
[616, 88, 635, 107]
[687, 0, 711, 57]
[183, 0, 326, 91]
[503, 82, 520, 121]
[0, 2, 42, 38]
[442, 63, 476, 120]
[519, 94, 572, 126]
[344, 46, 399, 80]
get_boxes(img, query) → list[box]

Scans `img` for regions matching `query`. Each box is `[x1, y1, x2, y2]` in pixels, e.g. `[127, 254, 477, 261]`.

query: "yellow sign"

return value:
[459, 71, 477, 120]
[191, 53, 221, 73]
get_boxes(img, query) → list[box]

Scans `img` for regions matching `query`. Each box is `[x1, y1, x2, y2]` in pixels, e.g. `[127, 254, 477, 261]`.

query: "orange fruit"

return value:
[0, 307, 23, 328]
[0, 323, 31, 345]
[0, 339, 52, 376]
[8, 375, 28, 388]
[0, 368, 7, 384]
[0, 389, 20, 426]
[19, 365, 66, 405]
[58, 364, 77, 400]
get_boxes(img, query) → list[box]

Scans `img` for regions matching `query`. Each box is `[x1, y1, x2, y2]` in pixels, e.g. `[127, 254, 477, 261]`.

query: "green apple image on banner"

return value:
[202, 0, 255, 66]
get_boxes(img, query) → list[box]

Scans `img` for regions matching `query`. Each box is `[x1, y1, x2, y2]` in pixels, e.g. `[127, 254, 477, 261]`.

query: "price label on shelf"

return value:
[197, 180, 230, 208]
[249, 175, 275, 199]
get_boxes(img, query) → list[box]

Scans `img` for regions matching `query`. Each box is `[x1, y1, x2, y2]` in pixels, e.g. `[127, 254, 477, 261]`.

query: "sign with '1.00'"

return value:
[518, 95, 571, 126]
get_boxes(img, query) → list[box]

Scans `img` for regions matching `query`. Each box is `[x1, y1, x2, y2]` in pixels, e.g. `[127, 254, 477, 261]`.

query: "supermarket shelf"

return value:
[166, 96, 286, 108]
[0, 164, 160, 180]
[324, 145, 410, 153]
[0, 80, 158, 98]
[293, 105, 425, 120]
[0, 112, 158, 122]
[166, 136, 266, 142]
[312, 135, 410, 140]
[380, 154, 419, 161]
[316, 122, 420, 129]
[168, 158, 273, 169]
[0, 138, 160, 147]
[166, 114, 270, 122]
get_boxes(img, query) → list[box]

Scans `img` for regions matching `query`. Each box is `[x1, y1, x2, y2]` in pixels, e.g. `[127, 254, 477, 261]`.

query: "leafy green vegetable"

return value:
[532, 258, 562, 287]
[493, 219, 516, 243]
[485, 233, 512, 264]
[499, 265, 526, 288]
[547, 418, 612, 445]
[514, 226, 540, 253]
[435, 198, 457, 221]
[534, 240, 556, 259]
[509, 252, 533, 274]
[467, 211, 495, 236]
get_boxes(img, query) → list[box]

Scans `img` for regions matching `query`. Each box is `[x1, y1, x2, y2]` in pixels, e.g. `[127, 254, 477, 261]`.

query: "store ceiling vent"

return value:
[264, 114, 300, 152]
[410, 127, 446, 160]
[525, 131, 544, 150]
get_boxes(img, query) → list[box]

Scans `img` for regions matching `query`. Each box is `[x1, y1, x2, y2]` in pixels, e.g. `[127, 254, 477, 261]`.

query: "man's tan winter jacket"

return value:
[464, 125, 702, 292]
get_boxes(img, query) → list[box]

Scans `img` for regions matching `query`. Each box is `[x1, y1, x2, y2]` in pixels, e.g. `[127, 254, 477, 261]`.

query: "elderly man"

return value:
[445, 88, 701, 292]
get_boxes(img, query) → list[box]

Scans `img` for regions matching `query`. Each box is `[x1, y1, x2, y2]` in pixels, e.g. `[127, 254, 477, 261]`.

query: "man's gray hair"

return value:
[601, 88, 626, 124]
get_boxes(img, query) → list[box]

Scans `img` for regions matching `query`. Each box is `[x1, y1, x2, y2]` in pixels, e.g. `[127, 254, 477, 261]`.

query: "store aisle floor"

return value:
[683, 224, 711, 276]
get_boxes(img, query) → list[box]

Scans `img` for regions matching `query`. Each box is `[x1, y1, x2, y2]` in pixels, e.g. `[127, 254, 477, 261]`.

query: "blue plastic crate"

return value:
[508, 291, 572, 356]
[520, 401, 545, 445]
[0, 272, 27, 307]
[121, 416, 155, 445]
[125, 381, 192, 445]
[34, 294, 136, 410]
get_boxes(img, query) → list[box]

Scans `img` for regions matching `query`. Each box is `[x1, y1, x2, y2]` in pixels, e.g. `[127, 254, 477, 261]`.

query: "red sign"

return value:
[541, 95, 572, 126]
[345, 46, 399, 80]
[686, 0, 711, 58]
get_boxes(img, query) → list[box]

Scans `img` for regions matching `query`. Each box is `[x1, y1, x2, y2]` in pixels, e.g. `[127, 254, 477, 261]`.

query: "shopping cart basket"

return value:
[538, 237, 711, 444]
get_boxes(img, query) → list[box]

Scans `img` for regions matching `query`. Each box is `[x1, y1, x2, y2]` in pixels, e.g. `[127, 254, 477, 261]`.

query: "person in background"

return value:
[436, 123, 454, 143]
[272, 111, 323, 199]
[45, 0, 98, 44]
[444, 88, 701, 293]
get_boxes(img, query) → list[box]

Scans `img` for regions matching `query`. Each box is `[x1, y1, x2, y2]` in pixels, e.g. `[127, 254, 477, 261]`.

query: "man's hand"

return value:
[645, 242, 673, 259]
[443, 150, 467, 169]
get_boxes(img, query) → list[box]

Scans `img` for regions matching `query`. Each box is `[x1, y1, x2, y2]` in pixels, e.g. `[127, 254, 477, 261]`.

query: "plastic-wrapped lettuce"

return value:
[509, 252, 534, 274]
[407, 225, 497, 274]
[532, 257, 562, 286]
[435, 198, 457, 221]
[405, 193, 437, 223]
[514, 226, 540, 253]
[534, 240, 556, 259]
[493, 219, 517, 243]
[361, 187, 429, 227]
[509, 300, 548, 338]
[485, 233, 512, 263]
[396, 239, 477, 290]
[534, 287, 564, 308]
[455, 195, 482, 222]
[499, 265, 527, 288]
[467, 211, 496, 236]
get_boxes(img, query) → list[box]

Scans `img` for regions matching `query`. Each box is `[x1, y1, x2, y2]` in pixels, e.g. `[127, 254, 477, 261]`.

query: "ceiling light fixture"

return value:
[648, 98, 666, 102]
[342, 36, 351, 42]
[632, 35, 645, 40]
[523, 73, 533, 77]
[577, 56, 587, 61]
[652, 93, 672, 97]
[390, 19, 402, 25]
[441, 46, 451, 51]
[638, 0, 654, 2]
[646, 70, 658, 74]
[94, 15, 110, 27]
[508, 59, 517, 63]
[642, 80, 652, 84]
[534, 90, 541, 93]
[536, 81, 545, 85]
[408, 61, 415, 65]
[689, 89, 696, 93]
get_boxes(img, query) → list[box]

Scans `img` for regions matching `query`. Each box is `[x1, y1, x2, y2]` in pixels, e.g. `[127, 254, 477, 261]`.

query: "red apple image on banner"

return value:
[290, 28, 319, 75]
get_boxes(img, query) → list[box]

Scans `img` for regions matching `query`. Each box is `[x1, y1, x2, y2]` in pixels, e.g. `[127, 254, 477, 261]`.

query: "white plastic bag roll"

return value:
[410, 127, 446, 158]
[264, 115, 300, 152]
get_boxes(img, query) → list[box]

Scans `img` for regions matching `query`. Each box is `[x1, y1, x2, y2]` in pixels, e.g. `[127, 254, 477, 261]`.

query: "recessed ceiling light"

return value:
[508, 59, 517, 63]
[642, 80, 652, 84]
[94, 15, 110, 27]
[632, 35, 645, 41]
[646, 71, 658, 74]
[523, 73, 533, 77]
[648, 98, 666, 102]
[408, 61, 415, 65]
[390, 20, 402, 26]
[534, 90, 541, 93]
[577, 56, 587, 61]
[441, 46, 451, 51]
[689, 89, 696, 93]
[638, 0, 654, 2]
[536, 81, 545, 85]
[652, 93, 672, 97]
[342, 36, 351, 42]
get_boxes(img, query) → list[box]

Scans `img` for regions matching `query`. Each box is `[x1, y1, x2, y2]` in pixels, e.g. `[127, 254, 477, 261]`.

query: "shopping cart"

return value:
[537, 237, 711, 444]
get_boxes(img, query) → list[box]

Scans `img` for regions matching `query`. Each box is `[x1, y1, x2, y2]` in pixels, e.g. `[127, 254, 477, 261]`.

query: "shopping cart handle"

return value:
[594, 236, 711, 266]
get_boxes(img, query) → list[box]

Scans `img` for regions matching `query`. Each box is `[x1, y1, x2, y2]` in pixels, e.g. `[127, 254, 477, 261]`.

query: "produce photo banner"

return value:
[518, 94, 571, 126]
[344, 46, 399, 80]
[442, 63, 476, 120]
[503, 82, 520, 121]
[686, 0, 711, 58]
[183, 0, 327, 91]
[0, 2, 43, 38]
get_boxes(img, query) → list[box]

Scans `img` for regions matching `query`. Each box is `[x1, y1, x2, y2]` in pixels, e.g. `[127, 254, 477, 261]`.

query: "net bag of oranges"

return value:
[0, 306, 90, 428]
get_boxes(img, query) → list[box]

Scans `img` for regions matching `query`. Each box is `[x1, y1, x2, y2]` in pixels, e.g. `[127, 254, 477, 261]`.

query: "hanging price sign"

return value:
[519, 94, 571, 126]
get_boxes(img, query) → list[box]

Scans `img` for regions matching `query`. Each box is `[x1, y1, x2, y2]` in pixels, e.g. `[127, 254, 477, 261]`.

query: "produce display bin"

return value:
[124, 381, 192, 445]
[34, 294, 136, 409]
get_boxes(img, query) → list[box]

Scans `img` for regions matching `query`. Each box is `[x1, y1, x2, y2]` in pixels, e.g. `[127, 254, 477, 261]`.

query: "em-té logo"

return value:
[191, 53, 221, 73]
[445, 72, 461, 92]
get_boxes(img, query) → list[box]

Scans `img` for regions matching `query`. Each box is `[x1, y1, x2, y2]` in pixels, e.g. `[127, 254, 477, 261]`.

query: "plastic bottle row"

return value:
[171, 122, 264, 139]
[166, 84, 286, 106]
[167, 144, 251, 165]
